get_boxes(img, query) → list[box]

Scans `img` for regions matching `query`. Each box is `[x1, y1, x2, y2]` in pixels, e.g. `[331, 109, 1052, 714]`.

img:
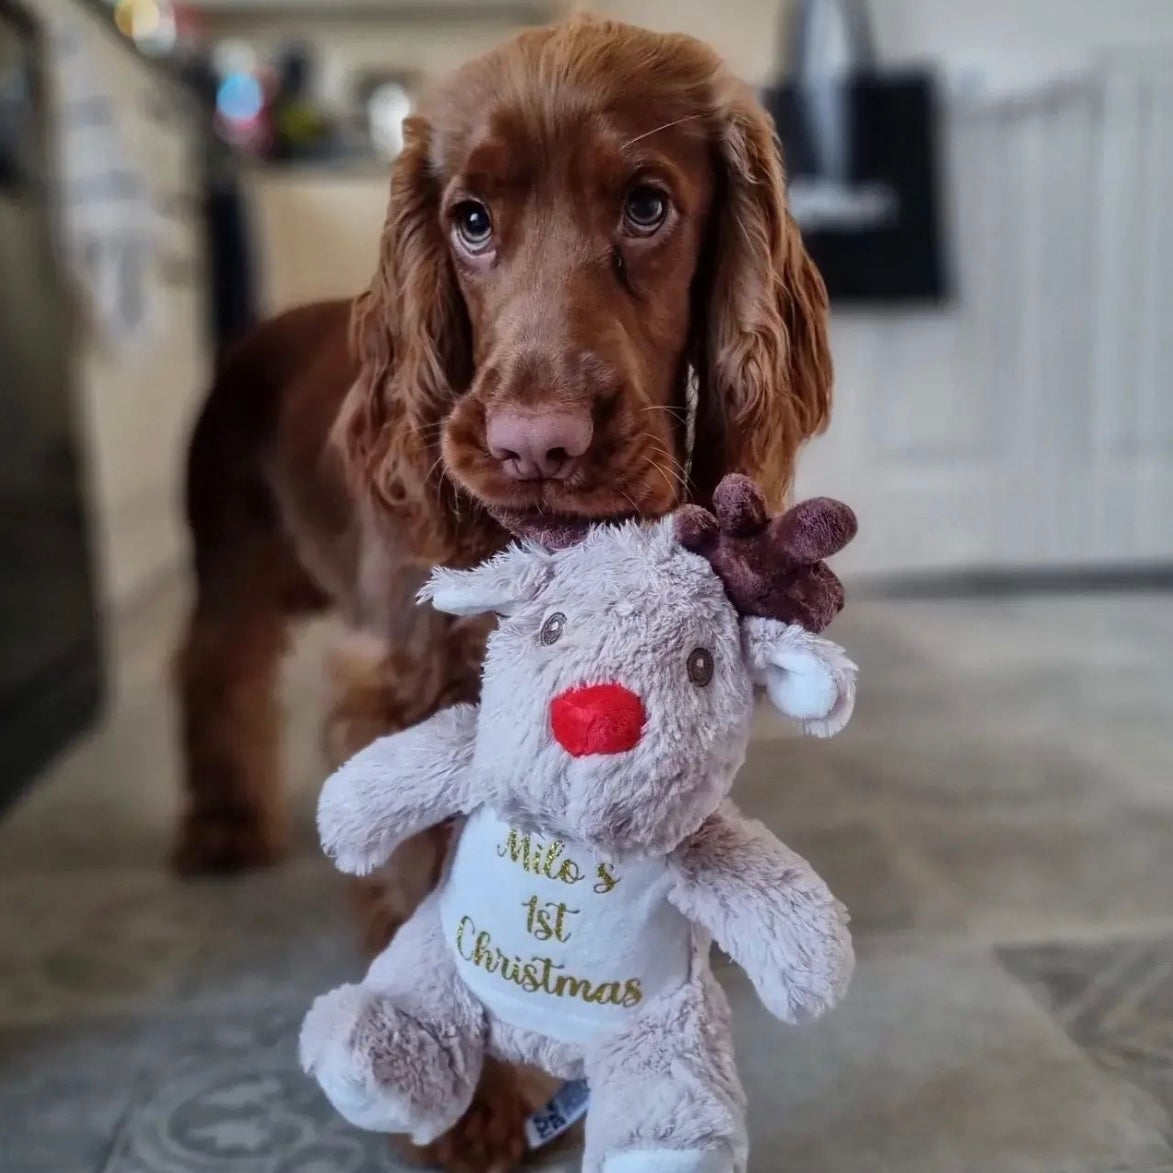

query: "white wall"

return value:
[607, 0, 1173, 86]
[868, 0, 1173, 65]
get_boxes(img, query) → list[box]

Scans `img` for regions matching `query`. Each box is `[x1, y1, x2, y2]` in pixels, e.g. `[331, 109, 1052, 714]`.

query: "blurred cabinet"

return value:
[43, 0, 211, 611]
[80, 195, 208, 613]
[0, 0, 101, 804]
[247, 167, 387, 313]
[798, 55, 1173, 578]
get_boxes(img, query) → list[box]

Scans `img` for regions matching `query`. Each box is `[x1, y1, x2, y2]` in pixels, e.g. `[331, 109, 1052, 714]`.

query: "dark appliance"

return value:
[0, 0, 103, 810]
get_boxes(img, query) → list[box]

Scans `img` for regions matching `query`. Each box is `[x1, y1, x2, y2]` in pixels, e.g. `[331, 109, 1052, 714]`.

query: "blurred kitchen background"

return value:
[3, 1, 1173, 1171]
[8, 0, 1173, 782]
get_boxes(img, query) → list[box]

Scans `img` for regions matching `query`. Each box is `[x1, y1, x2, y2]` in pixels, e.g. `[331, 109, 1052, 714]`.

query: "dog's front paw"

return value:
[401, 1056, 556, 1173]
[172, 809, 287, 875]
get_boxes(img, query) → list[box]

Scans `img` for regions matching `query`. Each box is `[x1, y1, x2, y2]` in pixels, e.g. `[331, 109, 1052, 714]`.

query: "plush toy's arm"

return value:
[668, 802, 853, 1023]
[317, 703, 482, 876]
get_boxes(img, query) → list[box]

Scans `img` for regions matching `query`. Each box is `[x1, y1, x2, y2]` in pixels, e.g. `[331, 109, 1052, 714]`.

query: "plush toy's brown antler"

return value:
[675, 475, 857, 633]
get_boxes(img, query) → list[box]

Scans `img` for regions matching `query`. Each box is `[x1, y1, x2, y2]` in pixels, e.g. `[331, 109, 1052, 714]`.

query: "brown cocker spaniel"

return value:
[175, 15, 832, 1170]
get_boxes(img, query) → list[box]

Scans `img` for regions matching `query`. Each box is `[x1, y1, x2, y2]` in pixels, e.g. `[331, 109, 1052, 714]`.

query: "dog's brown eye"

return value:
[540, 612, 566, 646]
[454, 201, 492, 251]
[687, 647, 713, 686]
[623, 185, 669, 234]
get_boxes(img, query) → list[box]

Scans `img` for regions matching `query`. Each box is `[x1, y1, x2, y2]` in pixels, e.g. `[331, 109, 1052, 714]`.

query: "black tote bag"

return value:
[764, 0, 947, 304]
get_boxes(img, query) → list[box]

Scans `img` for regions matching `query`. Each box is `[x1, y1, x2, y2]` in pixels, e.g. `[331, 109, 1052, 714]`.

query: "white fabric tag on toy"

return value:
[525, 1079, 590, 1149]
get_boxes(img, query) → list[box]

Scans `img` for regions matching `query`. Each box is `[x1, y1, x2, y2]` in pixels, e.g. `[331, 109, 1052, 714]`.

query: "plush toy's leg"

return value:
[299, 896, 485, 1144]
[583, 974, 748, 1173]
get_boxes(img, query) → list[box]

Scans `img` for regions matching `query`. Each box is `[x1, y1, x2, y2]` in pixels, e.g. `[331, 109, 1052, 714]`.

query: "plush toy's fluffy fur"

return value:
[301, 513, 856, 1173]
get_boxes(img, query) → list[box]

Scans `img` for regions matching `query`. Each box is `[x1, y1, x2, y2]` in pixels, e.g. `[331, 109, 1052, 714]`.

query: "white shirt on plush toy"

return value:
[440, 806, 692, 1044]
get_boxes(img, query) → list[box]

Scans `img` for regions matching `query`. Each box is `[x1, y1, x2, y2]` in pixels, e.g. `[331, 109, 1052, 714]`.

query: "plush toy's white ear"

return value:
[418, 544, 553, 617]
[742, 617, 857, 738]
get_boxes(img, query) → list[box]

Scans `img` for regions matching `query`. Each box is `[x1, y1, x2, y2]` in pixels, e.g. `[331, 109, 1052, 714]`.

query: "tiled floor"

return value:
[2, 582, 1173, 1171]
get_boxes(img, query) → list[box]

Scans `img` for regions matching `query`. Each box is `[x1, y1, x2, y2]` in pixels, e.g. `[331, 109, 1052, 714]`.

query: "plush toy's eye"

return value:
[540, 612, 566, 646]
[687, 647, 714, 686]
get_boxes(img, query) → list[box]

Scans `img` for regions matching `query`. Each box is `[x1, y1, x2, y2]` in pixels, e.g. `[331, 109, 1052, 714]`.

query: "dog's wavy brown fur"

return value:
[175, 16, 831, 1169]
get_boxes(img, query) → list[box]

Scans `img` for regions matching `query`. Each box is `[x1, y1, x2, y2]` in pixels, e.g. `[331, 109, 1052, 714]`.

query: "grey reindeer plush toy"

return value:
[300, 475, 859, 1173]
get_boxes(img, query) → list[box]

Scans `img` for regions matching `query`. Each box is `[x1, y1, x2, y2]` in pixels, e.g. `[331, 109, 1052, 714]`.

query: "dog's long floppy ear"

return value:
[691, 79, 833, 510]
[334, 113, 472, 559]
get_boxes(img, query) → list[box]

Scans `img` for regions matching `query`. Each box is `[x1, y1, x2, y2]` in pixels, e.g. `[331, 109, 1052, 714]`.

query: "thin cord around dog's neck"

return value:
[683, 364, 698, 485]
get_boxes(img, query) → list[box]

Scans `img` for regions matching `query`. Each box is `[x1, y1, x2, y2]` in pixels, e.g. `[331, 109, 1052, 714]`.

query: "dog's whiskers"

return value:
[631, 432, 686, 486]
[647, 456, 685, 497]
[423, 451, 448, 485]
[640, 403, 689, 425]
[622, 113, 706, 148]
[615, 483, 642, 516]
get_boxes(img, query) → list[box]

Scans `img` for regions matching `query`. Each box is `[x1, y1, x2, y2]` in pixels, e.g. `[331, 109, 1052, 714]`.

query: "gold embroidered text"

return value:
[523, 897, 579, 943]
[593, 863, 620, 894]
[455, 915, 642, 1009]
[496, 830, 584, 885]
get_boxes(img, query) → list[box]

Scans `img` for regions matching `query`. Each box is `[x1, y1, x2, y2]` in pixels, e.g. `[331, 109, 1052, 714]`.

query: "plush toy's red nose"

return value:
[550, 683, 646, 757]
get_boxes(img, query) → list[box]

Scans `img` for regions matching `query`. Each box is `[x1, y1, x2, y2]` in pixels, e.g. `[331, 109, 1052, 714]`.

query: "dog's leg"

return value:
[173, 535, 323, 874]
[173, 594, 288, 872]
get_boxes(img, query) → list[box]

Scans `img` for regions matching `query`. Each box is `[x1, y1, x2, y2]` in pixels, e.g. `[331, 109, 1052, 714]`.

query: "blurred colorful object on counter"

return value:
[269, 43, 335, 161]
[217, 70, 263, 124]
[367, 81, 412, 159]
[207, 39, 336, 161]
[210, 38, 272, 154]
[112, 0, 176, 53]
